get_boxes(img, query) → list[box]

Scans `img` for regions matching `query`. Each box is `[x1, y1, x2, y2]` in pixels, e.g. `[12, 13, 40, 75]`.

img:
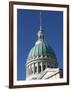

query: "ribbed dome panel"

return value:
[28, 43, 56, 59]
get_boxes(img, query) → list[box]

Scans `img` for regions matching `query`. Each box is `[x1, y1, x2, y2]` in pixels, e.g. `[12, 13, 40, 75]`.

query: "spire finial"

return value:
[38, 30, 44, 40]
[40, 11, 42, 30]
[37, 11, 44, 40]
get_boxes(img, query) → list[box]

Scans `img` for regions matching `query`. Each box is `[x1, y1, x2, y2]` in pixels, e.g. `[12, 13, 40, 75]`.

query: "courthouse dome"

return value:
[28, 42, 56, 59]
[27, 30, 57, 61]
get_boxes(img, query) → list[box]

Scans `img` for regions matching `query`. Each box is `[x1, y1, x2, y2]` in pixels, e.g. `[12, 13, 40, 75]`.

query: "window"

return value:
[39, 65, 41, 73]
[34, 63, 37, 73]
[38, 62, 41, 73]
[43, 62, 46, 71]
[43, 64, 46, 70]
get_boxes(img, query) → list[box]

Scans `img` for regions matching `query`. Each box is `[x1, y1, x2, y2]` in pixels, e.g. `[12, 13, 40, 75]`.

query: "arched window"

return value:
[43, 62, 46, 71]
[43, 64, 46, 70]
[38, 62, 41, 73]
[39, 65, 41, 73]
[34, 63, 37, 73]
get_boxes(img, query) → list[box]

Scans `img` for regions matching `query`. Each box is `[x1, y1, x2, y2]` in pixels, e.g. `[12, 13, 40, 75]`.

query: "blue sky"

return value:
[17, 9, 63, 80]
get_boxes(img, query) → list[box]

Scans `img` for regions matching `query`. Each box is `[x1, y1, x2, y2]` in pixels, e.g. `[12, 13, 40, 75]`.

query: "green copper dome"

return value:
[28, 30, 56, 60]
[28, 43, 56, 59]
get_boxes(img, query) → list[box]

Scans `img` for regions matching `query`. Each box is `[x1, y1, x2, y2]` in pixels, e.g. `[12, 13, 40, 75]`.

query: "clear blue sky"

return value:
[17, 9, 63, 80]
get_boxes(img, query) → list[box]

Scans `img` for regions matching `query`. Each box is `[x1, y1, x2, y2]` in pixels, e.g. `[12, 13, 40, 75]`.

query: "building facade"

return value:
[26, 29, 63, 80]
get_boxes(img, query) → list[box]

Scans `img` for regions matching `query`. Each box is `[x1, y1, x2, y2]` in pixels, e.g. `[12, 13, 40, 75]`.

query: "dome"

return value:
[28, 43, 56, 59]
[27, 30, 57, 61]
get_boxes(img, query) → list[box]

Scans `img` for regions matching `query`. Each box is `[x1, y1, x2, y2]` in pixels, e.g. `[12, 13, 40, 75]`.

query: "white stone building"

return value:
[26, 12, 63, 80]
[26, 29, 63, 80]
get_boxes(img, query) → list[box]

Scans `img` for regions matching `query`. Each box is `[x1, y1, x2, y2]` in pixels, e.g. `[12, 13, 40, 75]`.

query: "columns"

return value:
[29, 66, 31, 75]
[33, 62, 41, 74]
[37, 62, 39, 73]
[27, 61, 44, 77]
[41, 62, 43, 72]
[33, 63, 35, 74]
[30, 65, 32, 75]
[27, 65, 32, 77]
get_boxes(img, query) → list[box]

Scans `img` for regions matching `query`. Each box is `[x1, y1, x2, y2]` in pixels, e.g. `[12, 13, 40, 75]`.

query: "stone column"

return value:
[29, 66, 30, 75]
[37, 62, 39, 73]
[30, 65, 32, 75]
[29, 66, 31, 76]
[41, 62, 43, 72]
[33, 63, 35, 74]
